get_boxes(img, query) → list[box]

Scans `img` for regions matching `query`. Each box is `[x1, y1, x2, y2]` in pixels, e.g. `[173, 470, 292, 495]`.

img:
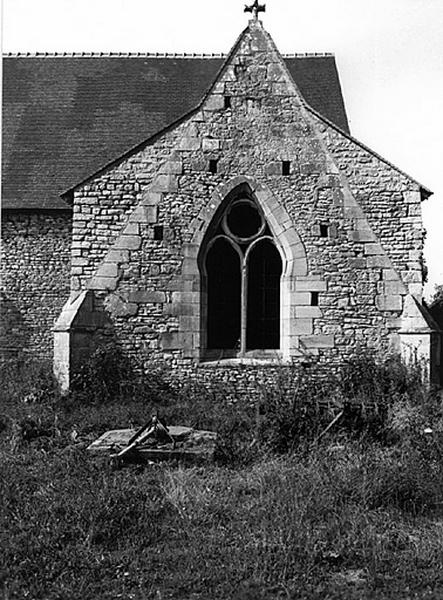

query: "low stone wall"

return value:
[0, 211, 72, 360]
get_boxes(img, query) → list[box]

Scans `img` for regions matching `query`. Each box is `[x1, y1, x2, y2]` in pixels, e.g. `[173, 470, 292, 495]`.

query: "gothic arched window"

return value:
[201, 191, 282, 359]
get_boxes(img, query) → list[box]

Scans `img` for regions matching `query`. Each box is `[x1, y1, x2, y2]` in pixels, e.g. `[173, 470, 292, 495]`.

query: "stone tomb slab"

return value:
[87, 426, 217, 462]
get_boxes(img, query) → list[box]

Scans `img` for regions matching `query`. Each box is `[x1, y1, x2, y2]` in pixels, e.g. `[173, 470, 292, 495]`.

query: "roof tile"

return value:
[2, 56, 349, 209]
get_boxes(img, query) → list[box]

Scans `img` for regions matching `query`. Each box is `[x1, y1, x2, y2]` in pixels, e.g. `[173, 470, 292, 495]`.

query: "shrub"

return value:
[338, 352, 425, 442]
[69, 344, 137, 403]
[256, 365, 338, 453]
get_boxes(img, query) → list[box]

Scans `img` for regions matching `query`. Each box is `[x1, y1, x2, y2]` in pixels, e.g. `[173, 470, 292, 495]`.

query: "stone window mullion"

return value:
[240, 256, 248, 356]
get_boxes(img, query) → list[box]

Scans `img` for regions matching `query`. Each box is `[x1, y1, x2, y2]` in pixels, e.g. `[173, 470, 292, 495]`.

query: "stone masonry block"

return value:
[293, 292, 312, 305]
[377, 281, 406, 295]
[179, 316, 200, 332]
[403, 191, 421, 204]
[172, 291, 199, 304]
[124, 222, 139, 235]
[71, 257, 89, 267]
[344, 206, 363, 218]
[293, 306, 322, 319]
[204, 95, 224, 111]
[107, 249, 129, 263]
[179, 332, 195, 351]
[300, 335, 335, 349]
[202, 138, 220, 152]
[183, 244, 200, 259]
[161, 332, 181, 351]
[115, 235, 141, 251]
[128, 291, 166, 304]
[348, 230, 376, 243]
[364, 243, 384, 256]
[151, 175, 178, 193]
[367, 255, 392, 269]
[145, 206, 158, 224]
[183, 346, 200, 360]
[292, 319, 314, 335]
[164, 303, 197, 317]
[182, 278, 200, 292]
[179, 137, 201, 151]
[142, 192, 162, 206]
[383, 269, 399, 281]
[96, 263, 119, 278]
[129, 206, 157, 224]
[295, 280, 327, 292]
[161, 161, 183, 175]
[88, 277, 118, 291]
[181, 258, 198, 277]
[376, 295, 402, 311]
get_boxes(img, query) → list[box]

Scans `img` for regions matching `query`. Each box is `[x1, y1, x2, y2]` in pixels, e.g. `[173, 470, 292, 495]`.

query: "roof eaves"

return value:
[305, 104, 433, 198]
[61, 29, 249, 200]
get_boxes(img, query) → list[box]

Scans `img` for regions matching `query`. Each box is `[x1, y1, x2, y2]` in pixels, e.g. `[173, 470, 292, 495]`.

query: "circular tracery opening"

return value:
[223, 200, 264, 242]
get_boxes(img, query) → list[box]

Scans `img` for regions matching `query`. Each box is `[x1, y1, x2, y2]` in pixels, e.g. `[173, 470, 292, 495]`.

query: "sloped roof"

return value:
[2, 54, 349, 210]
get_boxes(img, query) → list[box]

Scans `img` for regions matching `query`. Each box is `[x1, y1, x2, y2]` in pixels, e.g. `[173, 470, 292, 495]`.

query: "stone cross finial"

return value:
[244, 0, 266, 20]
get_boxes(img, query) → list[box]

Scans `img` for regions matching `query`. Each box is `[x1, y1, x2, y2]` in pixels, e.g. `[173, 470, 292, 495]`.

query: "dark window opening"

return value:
[320, 224, 329, 238]
[206, 239, 241, 349]
[226, 202, 263, 240]
[209, 159, 218, 174]
[224, 96, 232, 109]
[311, 292, 319, 306]
[282, 161, 291, 176]
[247, 240, 282, 349]
[153, 226, 164, 241]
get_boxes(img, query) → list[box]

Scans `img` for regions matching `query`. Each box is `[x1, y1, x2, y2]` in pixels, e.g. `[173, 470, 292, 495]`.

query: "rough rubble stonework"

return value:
[51, 20, 437, 389]
[1, 212, 71, 358]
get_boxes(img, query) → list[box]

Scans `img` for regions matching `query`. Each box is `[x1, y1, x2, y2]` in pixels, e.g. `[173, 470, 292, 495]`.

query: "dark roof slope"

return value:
[2, 54, 349, 210]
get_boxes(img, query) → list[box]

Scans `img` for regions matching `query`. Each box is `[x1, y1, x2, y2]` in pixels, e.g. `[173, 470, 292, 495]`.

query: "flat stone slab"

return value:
[87, 426, 217, 463]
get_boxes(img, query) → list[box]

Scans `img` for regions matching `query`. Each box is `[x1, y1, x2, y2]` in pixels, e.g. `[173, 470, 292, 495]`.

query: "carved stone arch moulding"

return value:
[191, 176, 308, 279]
[176, 176, 328, 362]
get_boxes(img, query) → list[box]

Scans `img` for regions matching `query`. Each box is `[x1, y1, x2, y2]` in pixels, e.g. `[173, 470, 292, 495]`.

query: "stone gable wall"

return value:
[0, 212, 71, 359]
[62, 23, 426, 379]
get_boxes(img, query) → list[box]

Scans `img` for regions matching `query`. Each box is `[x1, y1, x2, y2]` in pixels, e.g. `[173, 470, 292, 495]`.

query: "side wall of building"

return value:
[0, 211, 72, 360]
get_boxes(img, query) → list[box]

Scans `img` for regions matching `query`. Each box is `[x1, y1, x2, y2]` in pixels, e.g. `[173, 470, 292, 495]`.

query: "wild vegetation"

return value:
[1, 349, 443, 600]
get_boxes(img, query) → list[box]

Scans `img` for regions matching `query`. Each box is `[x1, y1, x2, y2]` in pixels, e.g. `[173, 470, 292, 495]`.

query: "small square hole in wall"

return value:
[224, 96, 232, 109]
[311, 292, 319, 306]
[153, 225, 164, 241]
[209, 159, 218, 174]
[320, 224, 329, 238]
[282, 161, 291, 176]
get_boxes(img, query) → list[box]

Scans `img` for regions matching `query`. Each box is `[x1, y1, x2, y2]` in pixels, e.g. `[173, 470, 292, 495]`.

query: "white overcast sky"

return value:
[2, 0, 442, 299]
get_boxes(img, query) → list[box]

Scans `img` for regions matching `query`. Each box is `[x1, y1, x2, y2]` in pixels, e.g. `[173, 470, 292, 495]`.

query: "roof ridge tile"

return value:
[3, 51, 229, 58]
[3, 51, 334, 58]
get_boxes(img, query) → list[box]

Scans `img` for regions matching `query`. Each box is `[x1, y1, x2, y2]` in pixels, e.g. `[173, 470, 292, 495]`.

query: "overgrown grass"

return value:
[1, 350, 443, 599]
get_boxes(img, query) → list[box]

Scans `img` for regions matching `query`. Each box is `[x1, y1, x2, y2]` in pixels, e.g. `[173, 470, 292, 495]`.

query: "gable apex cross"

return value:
[244, 0, 266, 20]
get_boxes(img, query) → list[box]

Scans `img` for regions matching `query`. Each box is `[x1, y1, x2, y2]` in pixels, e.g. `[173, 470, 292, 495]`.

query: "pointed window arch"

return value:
[200, 185, 283, 359]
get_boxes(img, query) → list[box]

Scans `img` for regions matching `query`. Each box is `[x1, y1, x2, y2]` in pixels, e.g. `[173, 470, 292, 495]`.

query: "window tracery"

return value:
[202, 192, 282, 358]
